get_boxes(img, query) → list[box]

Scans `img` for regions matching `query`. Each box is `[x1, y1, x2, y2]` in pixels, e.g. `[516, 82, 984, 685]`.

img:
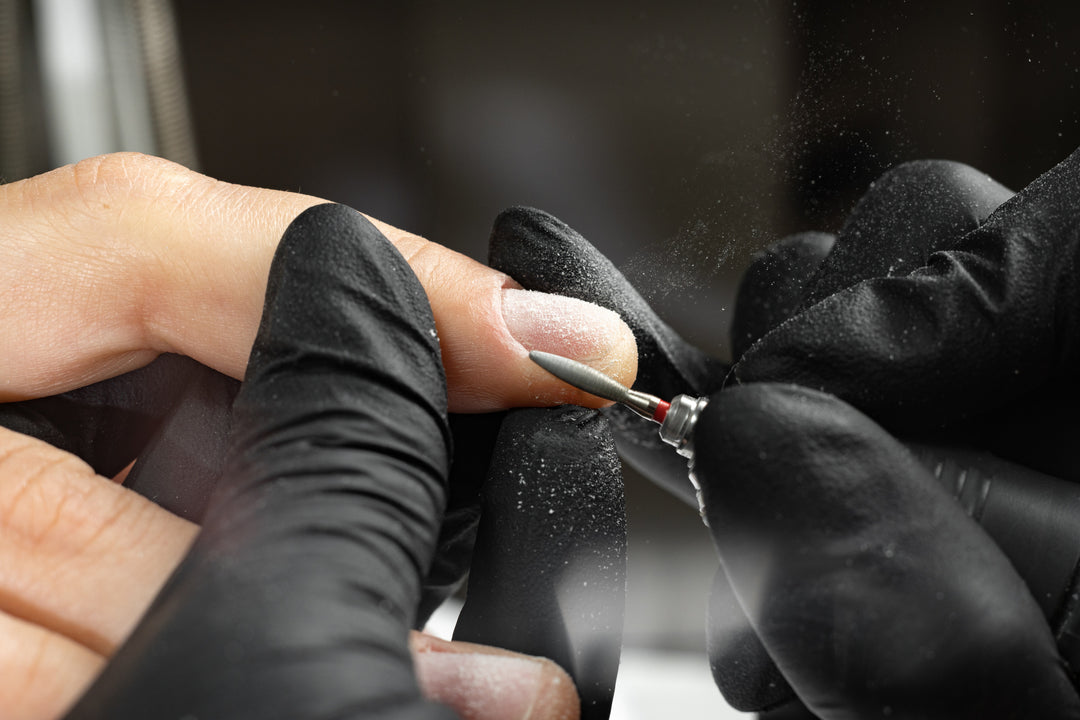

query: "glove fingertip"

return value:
[731, 231, 835, 362]
[489, 206, 616, 297]
[456, 405, 626, 720]
[489, 206, 725, 398]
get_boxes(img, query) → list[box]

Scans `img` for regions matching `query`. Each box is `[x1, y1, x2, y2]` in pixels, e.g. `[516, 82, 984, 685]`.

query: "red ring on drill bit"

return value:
[652, 400, 671, 423]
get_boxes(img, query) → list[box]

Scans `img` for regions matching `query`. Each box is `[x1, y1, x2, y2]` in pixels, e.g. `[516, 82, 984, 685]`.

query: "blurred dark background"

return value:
[171, 0, 1080, 352]
[5, 0, 1080, 652]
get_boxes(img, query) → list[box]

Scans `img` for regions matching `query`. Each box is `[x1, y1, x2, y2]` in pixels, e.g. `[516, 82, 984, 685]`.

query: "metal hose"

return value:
[0, 0, 29, 181]
[133, 0, 198, 170]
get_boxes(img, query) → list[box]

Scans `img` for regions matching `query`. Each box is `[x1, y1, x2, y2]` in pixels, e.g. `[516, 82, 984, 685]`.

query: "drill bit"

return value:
[529, 350, 670, 422]
[529, 349, 713, 525]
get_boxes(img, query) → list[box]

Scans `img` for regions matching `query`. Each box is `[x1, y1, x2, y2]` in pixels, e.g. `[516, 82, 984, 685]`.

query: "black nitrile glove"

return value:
[454, 405, 626, 720]
[706, 153, 1080, 718]
[488, 150, 1080, 718]
[0, 352, 238, 517]
[487, 207, 728, 506]
[695, 382, 1080, 719]
[57, 203, 456, 718]
[428, 406, 626, 720]
[733, 154, 1080, 477]
[0, 329, 475, 620]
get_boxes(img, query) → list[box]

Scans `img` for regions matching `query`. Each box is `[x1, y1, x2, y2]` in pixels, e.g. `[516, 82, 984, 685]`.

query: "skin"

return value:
[0, 427, 580, 720]
[0, 152, 637, 408]
[0, 152, 635, 719]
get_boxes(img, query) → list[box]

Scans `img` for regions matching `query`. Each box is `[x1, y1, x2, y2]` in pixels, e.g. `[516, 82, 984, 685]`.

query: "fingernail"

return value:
[414, 644, 547, 720]
[501, 288, 628, 363]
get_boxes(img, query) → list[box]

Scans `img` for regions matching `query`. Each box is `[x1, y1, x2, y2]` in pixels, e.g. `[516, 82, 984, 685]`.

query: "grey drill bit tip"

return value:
[528, 350, 668, 422]
[528, 350, 710, 525]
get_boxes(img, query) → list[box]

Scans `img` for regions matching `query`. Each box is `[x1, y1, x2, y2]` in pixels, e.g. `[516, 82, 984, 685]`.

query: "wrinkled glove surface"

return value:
[491, 149, 1080, 719]
[454, 406, 625, 720]
[52, 204, 456, 718]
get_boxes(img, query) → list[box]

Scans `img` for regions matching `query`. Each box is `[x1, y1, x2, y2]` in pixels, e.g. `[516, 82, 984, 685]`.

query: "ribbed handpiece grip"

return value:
[907, 442, 1080, 669]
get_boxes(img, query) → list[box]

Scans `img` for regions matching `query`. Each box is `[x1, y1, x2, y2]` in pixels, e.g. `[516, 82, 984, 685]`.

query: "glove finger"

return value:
[119, 364, 238, 522]
[694, 383, 1080, 719]
[802, 160, 1014, 307]
[730, 231, 835, 362]
[489, 207, 725, 398]
[454, 405, 626, 720]
[416, 411, 505, 624]
[706, 564, 798, 714]
[0, 354, 222, 478]
[65, 204, 455, 719]
[733, 161, 1080, 481]
[489, 206, 726, 503]
[707, 425, 1080, 714]
[734, 148, 1080, 435]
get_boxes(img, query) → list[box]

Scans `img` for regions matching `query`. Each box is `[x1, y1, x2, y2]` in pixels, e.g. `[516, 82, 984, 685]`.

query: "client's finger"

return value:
[0, 610, 104, 720]
[0, 153, 636, 410]
[0, 425, 579, 719]
[411, 632, 580, 720]
[0, 426, 196, 719]
[0, 427, 197, 654]
[388, 228, 636, 411]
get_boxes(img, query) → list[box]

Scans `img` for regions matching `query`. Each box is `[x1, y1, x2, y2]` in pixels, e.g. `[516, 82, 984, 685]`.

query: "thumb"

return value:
[64, 204, 456, 718]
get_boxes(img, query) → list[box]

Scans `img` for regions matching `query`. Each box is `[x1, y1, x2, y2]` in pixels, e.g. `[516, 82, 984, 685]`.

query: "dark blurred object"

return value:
[0, 0, 197, 180]
[172, 0, 1080, 352]
[0, 0, 48, 179]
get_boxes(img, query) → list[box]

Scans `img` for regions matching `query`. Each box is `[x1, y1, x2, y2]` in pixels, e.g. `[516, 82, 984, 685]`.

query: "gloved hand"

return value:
[706, 153, 1080, 718]
[488, 149, 1080, 718]
[2, 199, 627, 719]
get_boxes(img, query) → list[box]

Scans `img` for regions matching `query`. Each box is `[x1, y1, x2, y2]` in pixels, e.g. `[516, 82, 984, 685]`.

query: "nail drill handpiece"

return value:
[528, 351, 708, 459]
[532, 360, 1080, 625]
[529, 350, 711, 523]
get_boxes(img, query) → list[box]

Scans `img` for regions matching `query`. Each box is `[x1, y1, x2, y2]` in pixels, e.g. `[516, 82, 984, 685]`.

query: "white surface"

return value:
[34, 0, 114, 164]
[610, 648, 749, 720]
[423, 597, 463, 641]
